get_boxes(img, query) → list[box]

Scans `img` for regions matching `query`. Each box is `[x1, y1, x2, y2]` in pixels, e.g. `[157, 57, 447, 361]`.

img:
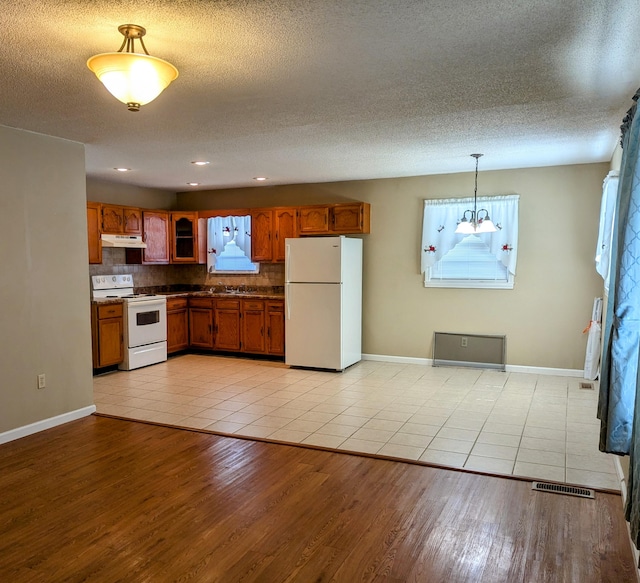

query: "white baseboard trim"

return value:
[362, 353, 584, 377]
[0, 405, 96, 445]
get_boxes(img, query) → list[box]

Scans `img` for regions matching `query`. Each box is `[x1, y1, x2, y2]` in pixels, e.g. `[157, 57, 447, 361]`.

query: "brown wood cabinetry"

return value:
[91, 303, 124, 368]
[251, 208, 297, 263]
[141, 211, 170, 263]
[298, 206, 329, 234]
[266, 301, 285, 356]
[242, 300, 266, 354]
[273, 208, 297, 261]
[87, 202, 102, 265]
[331, 203, 370, 234]
[250, 209, 273, 262]
[214, 299, 241, 351]
[299, 203, 370, 235]
[101, 204, 142, 235]
[184, 295, 284, 358]
[188, 298, 214, 348]
[171, 212, 199, 263]
[167, 297, 189, 354]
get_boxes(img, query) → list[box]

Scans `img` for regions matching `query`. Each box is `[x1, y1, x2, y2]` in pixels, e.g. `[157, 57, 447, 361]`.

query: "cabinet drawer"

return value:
[216, 299, 241, 310]
[189, 297, 214, 309]
[167, 297, 188, 310]
[266, 301, 284, 312]
[97, 303, 123, 319]
[243, 300, 264, 311]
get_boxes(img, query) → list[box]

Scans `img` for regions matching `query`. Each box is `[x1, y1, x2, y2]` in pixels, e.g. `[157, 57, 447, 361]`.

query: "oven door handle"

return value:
[127, 299, 166, 308]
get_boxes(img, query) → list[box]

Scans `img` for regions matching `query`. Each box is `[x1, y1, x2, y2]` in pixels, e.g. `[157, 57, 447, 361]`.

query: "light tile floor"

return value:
[93, 354, 621, 491]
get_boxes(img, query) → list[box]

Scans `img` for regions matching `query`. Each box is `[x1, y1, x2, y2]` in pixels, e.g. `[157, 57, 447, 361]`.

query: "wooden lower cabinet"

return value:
[243, 300, 266, 354]
[91, 303, 124, 368]
[167, 297, 189, 354]
[266, 301, 285, 356]
[214, 299, 241, 351]
[188, 298, 214, 348]
[184, 296, 284, 358]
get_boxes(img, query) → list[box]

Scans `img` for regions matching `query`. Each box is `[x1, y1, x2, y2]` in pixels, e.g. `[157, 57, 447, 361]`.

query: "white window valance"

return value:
[421, 194, 519, 277]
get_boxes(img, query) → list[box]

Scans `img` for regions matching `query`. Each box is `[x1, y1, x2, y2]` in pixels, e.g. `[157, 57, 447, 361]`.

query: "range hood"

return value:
[101, 234, 147, 248]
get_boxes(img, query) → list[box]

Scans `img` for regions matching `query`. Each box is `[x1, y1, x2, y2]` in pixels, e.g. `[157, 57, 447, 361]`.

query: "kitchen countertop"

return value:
[91, 290, 284, 304]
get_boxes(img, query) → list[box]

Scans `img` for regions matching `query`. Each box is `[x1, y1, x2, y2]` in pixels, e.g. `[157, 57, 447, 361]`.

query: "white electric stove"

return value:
[91, 275, 167, 370]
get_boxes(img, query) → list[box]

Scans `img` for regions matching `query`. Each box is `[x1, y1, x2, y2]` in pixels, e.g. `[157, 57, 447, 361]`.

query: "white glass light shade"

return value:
[476, 218, 497, 233]
[455, 221, 476, 234]
[87, 52, 178, 109]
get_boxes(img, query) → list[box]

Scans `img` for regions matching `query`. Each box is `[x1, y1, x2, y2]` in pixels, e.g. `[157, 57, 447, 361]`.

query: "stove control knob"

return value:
[111, 276, 117, 282]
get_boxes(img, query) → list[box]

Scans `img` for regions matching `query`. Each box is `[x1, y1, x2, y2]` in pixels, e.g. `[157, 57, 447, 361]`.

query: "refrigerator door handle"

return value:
[285, 243, 291, 283]
[285, 284, 291, 320]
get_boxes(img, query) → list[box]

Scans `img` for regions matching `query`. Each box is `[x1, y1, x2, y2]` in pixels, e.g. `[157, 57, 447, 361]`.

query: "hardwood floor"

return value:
[0, 416, 635, 582]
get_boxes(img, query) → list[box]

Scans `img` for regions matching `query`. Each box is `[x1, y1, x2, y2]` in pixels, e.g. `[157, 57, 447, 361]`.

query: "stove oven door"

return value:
[125, 298, 167, 348]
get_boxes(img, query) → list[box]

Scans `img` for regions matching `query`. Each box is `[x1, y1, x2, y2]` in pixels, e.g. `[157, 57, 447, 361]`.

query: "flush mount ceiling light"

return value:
[186, 182, 200, 186]
[455, 154, 497, 234]
[87, 24, 179, 112]
[253, 176, 268, 181]
[191, 161, 210, 166]
[114, 167, 130, 172]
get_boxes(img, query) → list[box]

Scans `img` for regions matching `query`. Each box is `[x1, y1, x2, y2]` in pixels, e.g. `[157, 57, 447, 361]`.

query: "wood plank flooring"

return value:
[0, 415, 635, 582]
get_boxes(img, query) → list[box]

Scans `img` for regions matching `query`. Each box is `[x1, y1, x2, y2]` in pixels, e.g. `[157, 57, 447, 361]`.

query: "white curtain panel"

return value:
[421, 194, 519, 275]
[596, 171, 619, 292]
[207, 216, 252, 272]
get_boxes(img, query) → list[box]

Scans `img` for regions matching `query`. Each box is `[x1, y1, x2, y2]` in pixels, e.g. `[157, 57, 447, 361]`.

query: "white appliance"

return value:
[91, 275, 167, 370]
[285, 236, 363, 371]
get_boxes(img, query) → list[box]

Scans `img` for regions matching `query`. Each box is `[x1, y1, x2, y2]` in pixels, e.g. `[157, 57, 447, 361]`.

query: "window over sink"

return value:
[207, 216, 259, 274]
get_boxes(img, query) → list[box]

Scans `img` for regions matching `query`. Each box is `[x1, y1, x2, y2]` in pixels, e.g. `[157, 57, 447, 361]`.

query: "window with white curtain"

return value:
[421, 195, 519, 289]
[207, 216, 259, 273]
[595, 171, 619, 293]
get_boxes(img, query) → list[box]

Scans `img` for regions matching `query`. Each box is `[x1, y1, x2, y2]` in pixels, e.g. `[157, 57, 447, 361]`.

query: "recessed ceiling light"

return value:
[191, 161, 210, 166]
[187, 182, 200, 186]
[114, 167, 131, 172]
[253, 176, 268, 181]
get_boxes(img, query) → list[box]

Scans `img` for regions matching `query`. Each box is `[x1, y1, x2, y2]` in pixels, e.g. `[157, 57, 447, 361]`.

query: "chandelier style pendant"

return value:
[87, 24, 179, 112]
[455, 154, 497, 234]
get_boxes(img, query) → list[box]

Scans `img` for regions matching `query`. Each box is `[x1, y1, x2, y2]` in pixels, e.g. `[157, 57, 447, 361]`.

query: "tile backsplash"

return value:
[90, 248, 285, 289]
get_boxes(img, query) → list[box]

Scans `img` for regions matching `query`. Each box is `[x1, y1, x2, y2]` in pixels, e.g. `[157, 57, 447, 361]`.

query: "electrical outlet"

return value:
[461, 337, 468, 348]
[37, 374, 46, 389]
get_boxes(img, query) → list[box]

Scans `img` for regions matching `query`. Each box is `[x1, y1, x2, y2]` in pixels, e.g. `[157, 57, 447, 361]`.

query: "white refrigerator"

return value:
[285, 236, 363, 371]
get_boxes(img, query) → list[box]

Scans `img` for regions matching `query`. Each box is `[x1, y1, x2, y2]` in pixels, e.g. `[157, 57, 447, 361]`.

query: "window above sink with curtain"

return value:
[207, 215, 259, 273]
[421, 194, 519, 289]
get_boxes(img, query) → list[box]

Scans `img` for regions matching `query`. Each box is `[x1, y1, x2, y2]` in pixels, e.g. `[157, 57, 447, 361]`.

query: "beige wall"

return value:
[87, 178, 176, 210]
[0, 125, 93, 433]
[178, 163, 607, 369]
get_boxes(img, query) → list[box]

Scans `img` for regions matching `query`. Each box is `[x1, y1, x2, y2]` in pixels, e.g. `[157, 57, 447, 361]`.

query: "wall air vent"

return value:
[532, 481, 595, 499]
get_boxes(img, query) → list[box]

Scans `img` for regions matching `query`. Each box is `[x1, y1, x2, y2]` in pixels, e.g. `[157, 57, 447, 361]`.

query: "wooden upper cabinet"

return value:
[331, 202, 370, 234]
[299, 203, 370, 235]
[142, 211, 170, 263]
[101, 204, 123, 233]
[251, 209, 273, 262]
[123, 207, 142, 235]
[273, 208, 297, 262]
[171, 212, 198, 263]
[298, 206, 329, 234]
[86, 202, 102, 264]
[101, 204, 142, 235]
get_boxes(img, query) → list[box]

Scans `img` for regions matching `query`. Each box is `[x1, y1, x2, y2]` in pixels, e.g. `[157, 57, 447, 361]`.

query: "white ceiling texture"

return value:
[2, 0, 640, 192]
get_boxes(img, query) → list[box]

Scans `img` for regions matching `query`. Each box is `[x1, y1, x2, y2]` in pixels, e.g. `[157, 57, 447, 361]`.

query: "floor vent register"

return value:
[532, 481, 595, 499]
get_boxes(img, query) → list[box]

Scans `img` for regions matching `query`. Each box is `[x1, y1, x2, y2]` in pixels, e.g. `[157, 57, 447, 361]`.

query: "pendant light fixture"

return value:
[455, 154, 497, 234]
[87, 24, 179, 112]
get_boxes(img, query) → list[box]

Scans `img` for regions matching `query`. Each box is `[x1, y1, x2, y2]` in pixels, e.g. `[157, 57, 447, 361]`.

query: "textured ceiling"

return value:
[2, 1, 639, 192]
